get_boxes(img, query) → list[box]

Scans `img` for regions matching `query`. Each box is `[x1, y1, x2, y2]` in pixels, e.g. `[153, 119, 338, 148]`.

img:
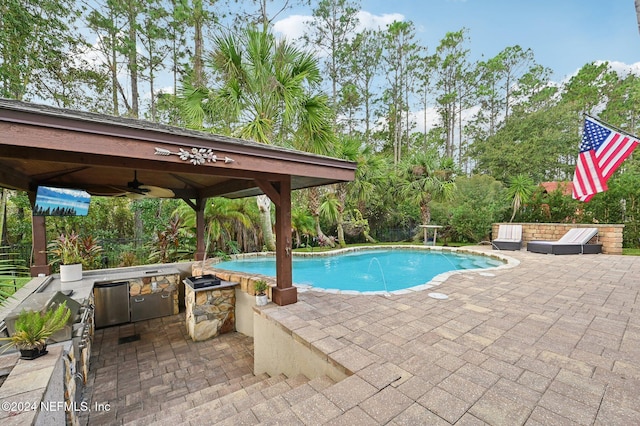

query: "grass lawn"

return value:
[0, 276, 31, 304]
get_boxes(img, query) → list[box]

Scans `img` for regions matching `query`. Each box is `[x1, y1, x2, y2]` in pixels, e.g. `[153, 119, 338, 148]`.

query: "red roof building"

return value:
[540, 181, 573, 196]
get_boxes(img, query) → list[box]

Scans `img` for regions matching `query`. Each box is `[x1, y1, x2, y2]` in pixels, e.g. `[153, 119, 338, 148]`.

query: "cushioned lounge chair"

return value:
[492, 224, 523, 250]
[526, 228, 602, 255]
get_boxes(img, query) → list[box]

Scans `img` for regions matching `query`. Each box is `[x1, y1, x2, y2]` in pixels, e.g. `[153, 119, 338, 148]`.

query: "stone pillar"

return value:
[185, 285, 236, 341]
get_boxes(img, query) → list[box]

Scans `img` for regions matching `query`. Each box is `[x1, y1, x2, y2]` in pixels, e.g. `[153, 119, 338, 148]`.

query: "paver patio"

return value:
[82, 246, 640, 425]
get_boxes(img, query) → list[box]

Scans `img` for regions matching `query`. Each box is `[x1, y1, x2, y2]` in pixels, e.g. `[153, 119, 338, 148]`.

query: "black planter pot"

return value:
[19, 345, 48, 360]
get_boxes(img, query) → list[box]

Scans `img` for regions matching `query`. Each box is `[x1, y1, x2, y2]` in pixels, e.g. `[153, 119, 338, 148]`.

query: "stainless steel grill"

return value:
[184, 274, 221, 289]
[4, 291, 83, 343]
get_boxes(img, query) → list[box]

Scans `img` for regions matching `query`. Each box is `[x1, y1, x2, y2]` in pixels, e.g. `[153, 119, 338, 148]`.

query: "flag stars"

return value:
[581, 118, 611, 152]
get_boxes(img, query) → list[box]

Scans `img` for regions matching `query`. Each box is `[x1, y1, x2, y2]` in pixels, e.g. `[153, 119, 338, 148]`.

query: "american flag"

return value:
[572, 116, 639, 202]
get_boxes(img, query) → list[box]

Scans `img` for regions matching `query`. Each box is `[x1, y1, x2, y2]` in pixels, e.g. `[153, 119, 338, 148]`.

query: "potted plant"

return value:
[0, 302, 71, 360]
[48, 232, 102, 282]
[254, 280, 269, 306]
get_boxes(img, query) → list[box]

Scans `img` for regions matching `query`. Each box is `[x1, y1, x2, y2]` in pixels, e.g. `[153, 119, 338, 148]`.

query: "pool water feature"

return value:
[367, 257, 388, 293]
[215, 247, 509, 294]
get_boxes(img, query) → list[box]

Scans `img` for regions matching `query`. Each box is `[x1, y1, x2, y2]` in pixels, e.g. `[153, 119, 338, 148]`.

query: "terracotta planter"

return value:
[60, 263, 82, 282]
[255, 294, 268, 306]
[19, 345, 48, 360]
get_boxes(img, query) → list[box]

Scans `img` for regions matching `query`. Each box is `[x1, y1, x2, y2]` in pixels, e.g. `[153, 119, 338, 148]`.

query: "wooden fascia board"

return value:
[0, 111, 356, 180]
[0, 122, 355, 182]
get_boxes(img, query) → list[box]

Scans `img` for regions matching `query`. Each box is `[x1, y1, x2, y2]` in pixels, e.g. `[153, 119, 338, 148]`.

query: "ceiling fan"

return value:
[124, 171, 175, 199]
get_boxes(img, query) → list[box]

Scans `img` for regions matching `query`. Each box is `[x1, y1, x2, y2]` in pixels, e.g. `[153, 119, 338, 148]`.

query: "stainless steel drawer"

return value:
[130, 292, 173, 322]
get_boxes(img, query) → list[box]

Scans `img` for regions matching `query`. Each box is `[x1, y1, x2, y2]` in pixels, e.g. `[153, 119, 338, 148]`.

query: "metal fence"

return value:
[4, 238, 153, 271]
[370, 227, 416, 243]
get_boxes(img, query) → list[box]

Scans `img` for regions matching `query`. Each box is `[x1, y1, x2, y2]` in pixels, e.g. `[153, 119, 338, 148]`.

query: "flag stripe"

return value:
[573, 150, 605, 199]
[596, 133, 623, 170]
[572, 116, 639, 202]
[599, 136, 638, 180]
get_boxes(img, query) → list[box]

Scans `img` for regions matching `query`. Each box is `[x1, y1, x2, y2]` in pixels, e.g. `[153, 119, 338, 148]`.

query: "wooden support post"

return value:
[194, 199, 206, 261]
[269, 177, 296, 306]
[30, 214, 50, 277]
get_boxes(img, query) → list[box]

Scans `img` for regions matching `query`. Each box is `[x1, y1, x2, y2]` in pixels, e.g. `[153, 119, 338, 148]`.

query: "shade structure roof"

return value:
[0, 99, 356, 199]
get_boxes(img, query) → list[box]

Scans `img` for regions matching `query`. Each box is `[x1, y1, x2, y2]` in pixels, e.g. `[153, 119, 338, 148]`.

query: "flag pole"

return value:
[585, 113, 640, 140]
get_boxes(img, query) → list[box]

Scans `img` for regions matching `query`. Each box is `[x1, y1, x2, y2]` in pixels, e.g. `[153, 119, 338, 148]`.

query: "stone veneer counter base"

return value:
[184, 280, 238, 341]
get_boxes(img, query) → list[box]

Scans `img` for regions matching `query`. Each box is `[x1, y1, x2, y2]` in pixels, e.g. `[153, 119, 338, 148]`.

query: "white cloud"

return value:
[74, 38, 106, 72]
[355, 11, 405, 32]
[606, 60, 640, 77]
[560, 60, 640, 85]
[155, 86, 175, 96]
[273, 14, 313, 40]
[274, 10, 406, 41]
[409, 107, 440, 134]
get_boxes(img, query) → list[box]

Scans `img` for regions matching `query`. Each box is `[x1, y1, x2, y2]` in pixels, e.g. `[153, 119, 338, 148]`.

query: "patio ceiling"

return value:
[0, 99, 356, 199]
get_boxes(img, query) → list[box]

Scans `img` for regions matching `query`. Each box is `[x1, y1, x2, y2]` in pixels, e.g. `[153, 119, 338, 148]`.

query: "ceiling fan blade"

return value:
[139, 185, 175, 198]
[125, 192, 147, 200]
[87, 185, 129, 196]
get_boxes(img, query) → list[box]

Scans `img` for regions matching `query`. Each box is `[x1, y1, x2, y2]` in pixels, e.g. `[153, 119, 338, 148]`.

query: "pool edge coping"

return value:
[208, 245, 520, 296]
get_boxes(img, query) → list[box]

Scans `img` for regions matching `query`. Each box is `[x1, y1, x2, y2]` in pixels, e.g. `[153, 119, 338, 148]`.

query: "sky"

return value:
[272, 0, 640, 83]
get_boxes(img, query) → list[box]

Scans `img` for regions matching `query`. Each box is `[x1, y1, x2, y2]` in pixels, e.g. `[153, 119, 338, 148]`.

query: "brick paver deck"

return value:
[84, 247, 640, 424]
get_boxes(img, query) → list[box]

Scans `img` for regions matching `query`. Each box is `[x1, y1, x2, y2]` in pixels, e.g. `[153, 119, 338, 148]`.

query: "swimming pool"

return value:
[214, 247, 511, 294]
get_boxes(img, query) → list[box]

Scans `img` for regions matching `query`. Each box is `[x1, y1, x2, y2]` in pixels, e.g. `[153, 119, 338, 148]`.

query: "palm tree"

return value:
[173, 197, 255, 255]
[506, 174, 535, 222]
[306, 186, 334, 247]
[400, 151, 457, 225]
[291, 207, 315, 248]
[345, 138, 383, 243]
[324, 135, 373, 247]
[207, 26, 336, 251]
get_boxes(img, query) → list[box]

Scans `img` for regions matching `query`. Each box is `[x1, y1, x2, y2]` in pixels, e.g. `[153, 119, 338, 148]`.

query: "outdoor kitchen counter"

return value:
[184, 279, 238, 341]
[1, 267, 183, 331]
[33, 265, 181, 303]
[0, 265, 184, 426]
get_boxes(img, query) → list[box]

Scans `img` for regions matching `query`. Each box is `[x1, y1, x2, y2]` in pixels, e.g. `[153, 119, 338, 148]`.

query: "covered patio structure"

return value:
[0, 99, 356, 305]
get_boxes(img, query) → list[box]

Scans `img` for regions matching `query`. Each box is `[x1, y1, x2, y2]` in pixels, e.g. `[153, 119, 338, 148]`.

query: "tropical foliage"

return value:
[47, 231, 103, 269]
[1, 0, 640, 273]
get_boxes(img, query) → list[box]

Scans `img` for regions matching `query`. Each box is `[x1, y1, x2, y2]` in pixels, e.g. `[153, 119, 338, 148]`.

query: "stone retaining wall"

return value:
[492, 223, 624, 255]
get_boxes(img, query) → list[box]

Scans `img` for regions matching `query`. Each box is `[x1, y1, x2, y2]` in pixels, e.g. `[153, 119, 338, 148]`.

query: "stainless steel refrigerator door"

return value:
[93, 281, 130, 328]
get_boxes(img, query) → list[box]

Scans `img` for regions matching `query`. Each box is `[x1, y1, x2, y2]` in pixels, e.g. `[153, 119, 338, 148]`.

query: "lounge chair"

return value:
[526, 228, 602, 255]
[492, 224, 523, 250]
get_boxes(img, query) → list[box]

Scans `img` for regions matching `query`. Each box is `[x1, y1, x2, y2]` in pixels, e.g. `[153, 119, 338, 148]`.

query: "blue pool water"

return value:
[216, 249, 505, 293]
